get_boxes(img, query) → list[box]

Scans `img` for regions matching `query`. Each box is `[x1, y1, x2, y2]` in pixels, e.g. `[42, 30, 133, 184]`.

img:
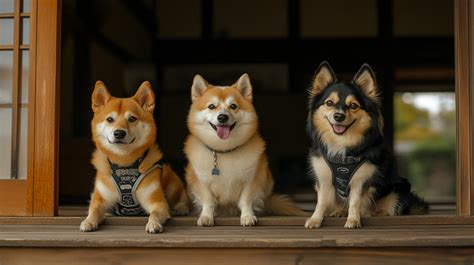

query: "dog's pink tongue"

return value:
[333, 124, 347, 134]
[217, 126, 231, 139]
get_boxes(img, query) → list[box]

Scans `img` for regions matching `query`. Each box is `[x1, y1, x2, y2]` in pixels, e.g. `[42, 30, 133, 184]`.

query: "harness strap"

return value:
[323, 154, 366, 199]
[108, 150, 164, 216]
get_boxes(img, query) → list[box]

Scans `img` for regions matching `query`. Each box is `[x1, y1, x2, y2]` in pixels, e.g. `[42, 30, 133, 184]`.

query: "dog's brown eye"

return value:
[128, 116, 137, 123]
[349, 103, 359, 110]
[326, 100, 334, 107]
[208, 104, 216, 110]
[229, 104, 238, 110]
[106, 117, 114, 123]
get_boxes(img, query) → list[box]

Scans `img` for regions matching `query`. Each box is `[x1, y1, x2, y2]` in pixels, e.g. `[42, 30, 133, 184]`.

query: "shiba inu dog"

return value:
[305, 62, 428, 229]
[80, 81, 189, 233]
[185, 74, 304, 227]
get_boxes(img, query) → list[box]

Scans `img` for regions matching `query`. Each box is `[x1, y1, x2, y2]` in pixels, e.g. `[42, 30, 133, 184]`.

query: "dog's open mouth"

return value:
[327, 118, 356, 135]
[209, 122, 236, 140]
[108, 137, 135, 145]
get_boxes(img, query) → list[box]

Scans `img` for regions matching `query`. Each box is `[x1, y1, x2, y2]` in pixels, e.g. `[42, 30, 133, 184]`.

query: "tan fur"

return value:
[309, 65, 335, 98]
[80, 81, 190, 233]
[185, 74, 304, 227]
[353, 69, 380, 104]
[374, 192, 399, 216]
[353, 68, 384, 132]
[312, 106, 372, 156]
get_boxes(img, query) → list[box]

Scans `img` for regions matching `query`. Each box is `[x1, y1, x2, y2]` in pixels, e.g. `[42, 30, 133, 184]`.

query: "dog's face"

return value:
[308, 62, 383, 155]
[91, 81, 157, 155]
[188, 74, 258, 151]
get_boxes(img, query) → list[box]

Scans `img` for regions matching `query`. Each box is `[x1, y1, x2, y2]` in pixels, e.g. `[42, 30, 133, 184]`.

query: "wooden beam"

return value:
[140, 38, 454, 65]
[202, 0, 214, 39]
[376, 0, 395, 151]
[455, 0, 474, 216]
[32, 0, 61, 216]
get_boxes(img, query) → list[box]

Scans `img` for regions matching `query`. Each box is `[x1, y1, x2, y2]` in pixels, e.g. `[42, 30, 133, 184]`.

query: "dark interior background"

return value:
[59, 0, 454, 205]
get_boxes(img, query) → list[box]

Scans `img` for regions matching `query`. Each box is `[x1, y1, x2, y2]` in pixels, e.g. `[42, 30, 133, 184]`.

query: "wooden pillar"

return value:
[455, 0, 474, 216]
[31, 0, 61, 216]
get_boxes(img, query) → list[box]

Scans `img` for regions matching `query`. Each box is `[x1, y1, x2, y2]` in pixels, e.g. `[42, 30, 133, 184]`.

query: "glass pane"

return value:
[0, 108, 12, 179]
[17, 107, 27, 179]
[22, 0, 30, 13]
[21, 17, 29, 45]
[0, 51, 13, 103]
[0, 0, 13, 13]
[394, 92, 456, 201]
[20, 50, 28, 103]
[0, 19, 14, 45]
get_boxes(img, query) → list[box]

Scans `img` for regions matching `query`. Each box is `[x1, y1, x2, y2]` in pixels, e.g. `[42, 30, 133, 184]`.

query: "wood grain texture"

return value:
[0, 248, 473, 265]
[0, 181, 28, 215]
[1, 216, 474, 226]
[32, 0, 61, 216]
[0, 220, 474, 248]
[455, 0, 474, 216]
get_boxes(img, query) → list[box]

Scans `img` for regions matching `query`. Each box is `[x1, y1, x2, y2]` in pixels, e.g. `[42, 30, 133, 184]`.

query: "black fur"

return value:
[307, 62, 428, 215]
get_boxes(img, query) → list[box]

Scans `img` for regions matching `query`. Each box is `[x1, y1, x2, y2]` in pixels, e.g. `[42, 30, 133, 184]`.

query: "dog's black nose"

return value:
[217, 114, 229, 123]
[114, 130, 127, 140]
[333, 113, 346, 122]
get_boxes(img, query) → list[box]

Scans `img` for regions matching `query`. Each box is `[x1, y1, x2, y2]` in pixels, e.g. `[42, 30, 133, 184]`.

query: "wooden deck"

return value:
[1, 217, 474, 248]
[0, 207, 473, 264]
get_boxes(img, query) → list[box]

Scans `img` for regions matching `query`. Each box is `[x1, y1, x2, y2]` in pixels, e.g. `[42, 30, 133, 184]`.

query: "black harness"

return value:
[108, 150, 163, 216]
[323, 154, 366, 199]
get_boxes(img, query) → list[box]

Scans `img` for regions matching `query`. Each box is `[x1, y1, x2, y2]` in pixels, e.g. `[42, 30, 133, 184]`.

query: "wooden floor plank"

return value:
[0, 223, 473, 248]
[1, 215, 474, 226]
[0, 248, 472, 265]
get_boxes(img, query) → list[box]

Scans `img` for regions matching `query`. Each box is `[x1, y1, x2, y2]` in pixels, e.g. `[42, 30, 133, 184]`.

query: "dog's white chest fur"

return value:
[187, 136, 262, 205]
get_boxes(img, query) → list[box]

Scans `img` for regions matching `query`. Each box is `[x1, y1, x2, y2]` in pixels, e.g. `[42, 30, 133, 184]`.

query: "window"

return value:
[0, 0, 30, 180]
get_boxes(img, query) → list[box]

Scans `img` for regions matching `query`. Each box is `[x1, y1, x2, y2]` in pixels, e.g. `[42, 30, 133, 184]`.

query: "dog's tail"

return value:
[406, 192, 429, 215]
[264, 194, 307, 216]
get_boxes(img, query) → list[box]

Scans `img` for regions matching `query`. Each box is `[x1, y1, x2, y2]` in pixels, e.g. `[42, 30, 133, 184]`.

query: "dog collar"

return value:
[108, 149, 164, 216]
[204, 145, 240, 176]
[323, 154, 365, 198]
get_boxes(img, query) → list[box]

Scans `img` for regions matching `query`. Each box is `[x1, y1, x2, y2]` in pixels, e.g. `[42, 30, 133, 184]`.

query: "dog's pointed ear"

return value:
[133, 81, 155, 112]
[234, 73, 253, 102]
[309, 61, 336, 98]
[352, 63, 379, 103]
[92, 80, 111, 113]
[191, 74, 209, 102]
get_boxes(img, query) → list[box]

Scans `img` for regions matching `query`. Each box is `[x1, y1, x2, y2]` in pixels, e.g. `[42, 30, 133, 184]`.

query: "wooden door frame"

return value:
[26, 0, 61, 216]
[455, 0, 474, 216]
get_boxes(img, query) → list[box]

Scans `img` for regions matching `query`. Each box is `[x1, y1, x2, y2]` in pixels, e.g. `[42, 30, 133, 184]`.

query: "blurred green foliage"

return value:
[394, 93, 456, 198]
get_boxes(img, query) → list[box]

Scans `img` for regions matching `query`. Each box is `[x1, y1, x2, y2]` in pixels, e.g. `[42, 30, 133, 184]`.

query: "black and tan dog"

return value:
[305, 62, 428, 229]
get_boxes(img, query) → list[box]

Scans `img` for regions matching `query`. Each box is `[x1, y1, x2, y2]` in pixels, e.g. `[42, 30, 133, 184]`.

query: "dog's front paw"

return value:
[80, 219, 98, 232]
[344, 218, 362, 229]
[330, 209, 348, 218]
[197, 215, 214, 227]
[146, 220, 163, 234]
[305, 217, 323, 229]
[240, 215, 258, 227]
